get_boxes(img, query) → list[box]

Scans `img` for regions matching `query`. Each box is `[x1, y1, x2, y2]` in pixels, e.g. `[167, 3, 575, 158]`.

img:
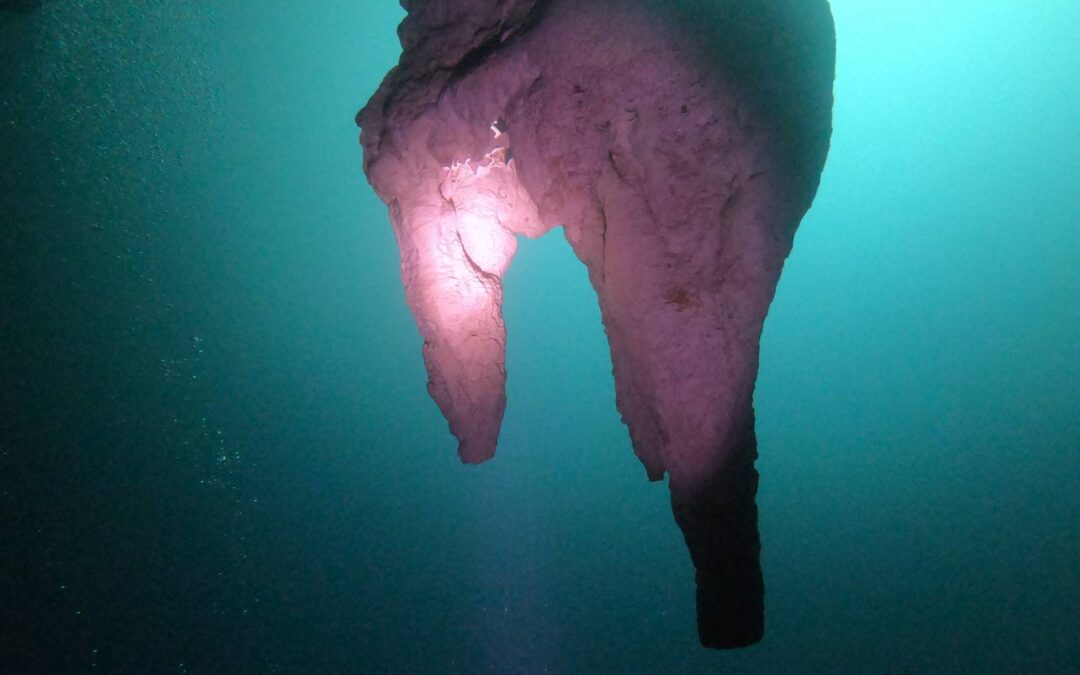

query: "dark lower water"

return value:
[2, 1, 1078, 673]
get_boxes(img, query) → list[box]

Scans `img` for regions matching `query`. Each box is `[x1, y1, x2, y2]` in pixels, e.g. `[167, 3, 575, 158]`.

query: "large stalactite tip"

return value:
[356, 0, 835, 649]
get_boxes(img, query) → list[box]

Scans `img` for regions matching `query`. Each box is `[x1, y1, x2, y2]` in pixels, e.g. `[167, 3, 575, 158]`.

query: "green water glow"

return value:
[1, 1, 1076, 672]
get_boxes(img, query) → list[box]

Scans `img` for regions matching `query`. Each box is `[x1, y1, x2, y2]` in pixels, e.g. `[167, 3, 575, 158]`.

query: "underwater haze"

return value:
[1, 1, 1077, 672]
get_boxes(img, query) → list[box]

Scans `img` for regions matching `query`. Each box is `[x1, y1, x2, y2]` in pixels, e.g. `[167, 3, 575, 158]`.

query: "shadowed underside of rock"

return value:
[357, 0, 834, 649]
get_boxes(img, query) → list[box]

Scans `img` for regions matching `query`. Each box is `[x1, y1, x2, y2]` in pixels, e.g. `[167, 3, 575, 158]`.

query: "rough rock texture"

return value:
[357, 0, 834, 648]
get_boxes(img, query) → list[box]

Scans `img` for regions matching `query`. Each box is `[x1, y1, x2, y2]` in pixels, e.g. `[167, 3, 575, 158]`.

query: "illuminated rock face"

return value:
[358, 0, 834, 648]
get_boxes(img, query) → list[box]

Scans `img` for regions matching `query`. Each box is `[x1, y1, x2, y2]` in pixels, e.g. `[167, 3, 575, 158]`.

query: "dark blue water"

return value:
[2, 1, 1077, 672]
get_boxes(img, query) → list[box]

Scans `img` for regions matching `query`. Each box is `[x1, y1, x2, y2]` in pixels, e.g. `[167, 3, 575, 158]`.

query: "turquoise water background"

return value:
[1, 1, 1077, 672]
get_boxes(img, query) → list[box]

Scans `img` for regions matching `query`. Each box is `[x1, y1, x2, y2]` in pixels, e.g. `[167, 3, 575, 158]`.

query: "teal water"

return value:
[1, 1, 1077, 672]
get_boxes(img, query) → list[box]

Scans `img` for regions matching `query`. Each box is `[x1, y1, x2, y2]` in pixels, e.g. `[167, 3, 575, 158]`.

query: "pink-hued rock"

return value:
[357, 0, 834, 648]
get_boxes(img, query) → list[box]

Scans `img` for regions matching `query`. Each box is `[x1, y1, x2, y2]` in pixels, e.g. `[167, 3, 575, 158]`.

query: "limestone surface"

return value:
[358, 0, 835, 648]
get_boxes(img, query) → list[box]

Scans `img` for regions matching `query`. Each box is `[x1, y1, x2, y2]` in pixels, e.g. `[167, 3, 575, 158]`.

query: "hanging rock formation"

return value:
[357, 0, 834, 648]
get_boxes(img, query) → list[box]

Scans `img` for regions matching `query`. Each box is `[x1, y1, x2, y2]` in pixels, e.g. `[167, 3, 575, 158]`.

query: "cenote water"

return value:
[1, 1, 1077, 672]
